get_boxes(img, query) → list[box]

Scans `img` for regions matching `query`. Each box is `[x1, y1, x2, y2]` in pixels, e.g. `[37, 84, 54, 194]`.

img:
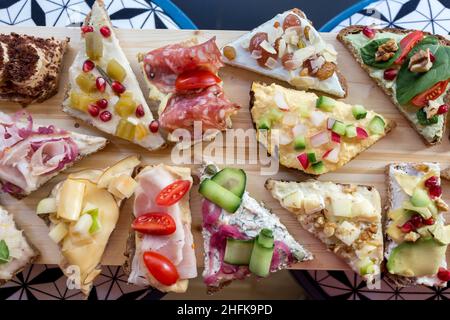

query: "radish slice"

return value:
[323, 145, 340, 163]
[311, 111, 327, 127]
[292, 123, 307, 136]
[310, 130, 329, 147]
[297, 153, 309, 169]
[331, 131, 341, 143]
[327, 118, 336, 130]
[274, 91, 289, 110]
[356, 127, 369, 139]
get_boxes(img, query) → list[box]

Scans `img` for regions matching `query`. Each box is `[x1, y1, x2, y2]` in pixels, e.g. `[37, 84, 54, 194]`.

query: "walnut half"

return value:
[375, 39, 399, 62]
[409, 48, 433, 73]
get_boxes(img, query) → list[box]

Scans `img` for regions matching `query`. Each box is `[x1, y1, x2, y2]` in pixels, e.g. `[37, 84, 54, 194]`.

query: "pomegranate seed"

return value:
[149, 120, 159, 133]
[429, 185, 442, 199]
[135, 104, 145, 118]
[88, 104, 100, 117]
[399, 221, 414, 233]
[96, 77, 106, 92]
[111, 81, 126, 94]
[383, 68, 398, 81]
[410, 214, 422, 228]
[96, 98, 108, 109]
[423, 217, 435, 225]
[438, 267, 450, 282]
[82, 59, 95, 72]
[437, 104, 449, 115]
[99, 111, 112, 122]
[430, 52, 435, 63]
[100, 26, 111, 38]
[81, 25, 93, 34]
[362, 26, 376, 39]
[424, 176, 439, 188]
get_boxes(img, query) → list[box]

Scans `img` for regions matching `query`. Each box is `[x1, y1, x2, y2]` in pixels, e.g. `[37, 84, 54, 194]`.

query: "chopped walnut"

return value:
[368, 224, 378, 234]
[436, 198, 449, 211]
[424, 100, 441, 119]
[409, 48, 433, 73]
[375, 39, 399, 62]
[404, 231, 420, 242]
[314, 216, 325, 228]
[323, 222, 336, 237]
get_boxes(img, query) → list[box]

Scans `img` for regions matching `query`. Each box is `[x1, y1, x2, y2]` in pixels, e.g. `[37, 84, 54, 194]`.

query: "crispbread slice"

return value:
[337, 26, 450, 145]
[62, 0, 165, 151]
[265, 179, 383, 285]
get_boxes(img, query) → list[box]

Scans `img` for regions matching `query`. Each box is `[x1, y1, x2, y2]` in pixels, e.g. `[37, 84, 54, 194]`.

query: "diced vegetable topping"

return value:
[345, 125, 357, 138]
[224, 238, 254, 265]
[107, 58, 127, 82]
[85, 31, 103, 60]
[297, 153, 309, 169]
[293, 136, 306, 150]
[331, 120, 346, 136]
[258, 117, 271, 130]
[352, 105, 367, 120]
[116, 119, 136, 141]
[316, 96, 336, 112]
[307, 152, 317, 163]
[249, 229, 275, 277]
[368, 116, 386, 135]
[312, 161, 326, 174]
[36, 198, 57, 215]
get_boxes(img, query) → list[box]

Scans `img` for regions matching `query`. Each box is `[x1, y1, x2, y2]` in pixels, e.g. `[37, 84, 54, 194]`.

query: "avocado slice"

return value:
[430, 225, 450, 245]
[387, 238, 446, 277]
[402, 200, 432, 219]
[386, 208, 413, 243]
[411, 188, 431, 207]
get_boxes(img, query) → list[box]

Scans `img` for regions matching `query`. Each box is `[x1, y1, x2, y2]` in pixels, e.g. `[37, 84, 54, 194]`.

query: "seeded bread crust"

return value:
[337, 26, 450, 145]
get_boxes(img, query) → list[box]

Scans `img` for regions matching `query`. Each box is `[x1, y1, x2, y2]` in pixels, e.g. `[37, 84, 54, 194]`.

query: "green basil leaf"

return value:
[360, 38, 401, 69]
[407, 36, 440, 59]
[0, 239, 10, 264]
[396, 44, 450, 105]
[416, 108, 439, 126]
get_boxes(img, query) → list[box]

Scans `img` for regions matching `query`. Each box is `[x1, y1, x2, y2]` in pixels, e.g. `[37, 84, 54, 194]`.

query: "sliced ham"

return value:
[143, 37, 223, 93]
[30, 139, 78, 176]
[159, 85, 239, 133]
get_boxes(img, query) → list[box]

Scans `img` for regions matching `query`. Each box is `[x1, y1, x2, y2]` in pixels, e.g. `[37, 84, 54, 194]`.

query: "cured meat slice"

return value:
[143, 37, 223, 93]
[159, 85, 239, 133]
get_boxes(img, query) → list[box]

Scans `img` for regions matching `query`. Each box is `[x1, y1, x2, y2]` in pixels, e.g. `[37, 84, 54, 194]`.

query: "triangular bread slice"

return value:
[0, 110, 107, 198]
[62, 0, 165, 150]
[199, 163, 312, 293]
[37, 155, 141, 297]
[337, 26, 450, 145]
[0, 206, 38, 286]
[266, 179, 383, 285]
[222, 8, 347, 97]
[250, 82, 395, 175]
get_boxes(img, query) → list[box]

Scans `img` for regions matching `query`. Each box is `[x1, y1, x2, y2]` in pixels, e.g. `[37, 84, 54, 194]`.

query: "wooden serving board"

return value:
[2, 26, 450, 271]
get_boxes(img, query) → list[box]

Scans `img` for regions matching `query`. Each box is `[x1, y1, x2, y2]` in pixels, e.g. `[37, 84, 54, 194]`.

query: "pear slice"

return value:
[97, 156, 141, 189]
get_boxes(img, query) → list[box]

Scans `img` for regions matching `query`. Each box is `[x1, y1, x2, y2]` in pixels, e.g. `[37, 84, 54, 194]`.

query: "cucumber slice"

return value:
[345, 125, 357, 138]
[316, 96, 336, 112]
[224, 238, 254, 265]
[258, 117, 271, 130]
[352, 105, 367, 120]
[307, 152, 317, 163]
[368, 116, 386, 135]
[211, 168, 247, 198]
[332, 120, 346, 136]
[293, 136, 306, 150]
[249, 229, 274, 277]
[199, 179, 242, 213]
[312, 161, 326, 174]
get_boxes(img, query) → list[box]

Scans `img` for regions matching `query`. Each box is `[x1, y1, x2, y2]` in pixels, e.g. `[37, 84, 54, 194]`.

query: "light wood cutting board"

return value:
[2, 26, 450, 271]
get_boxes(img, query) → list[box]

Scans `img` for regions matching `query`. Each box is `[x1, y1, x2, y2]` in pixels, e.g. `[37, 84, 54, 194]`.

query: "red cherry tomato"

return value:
[394, 30, 424, 65]
[132, 213, 176, 235]
[155, 180, 191, 206]
[143, 251, 179, 286]
[411, 80, 449, 107]
[175, 70, 221, 91]
[282, 14, 301, 30]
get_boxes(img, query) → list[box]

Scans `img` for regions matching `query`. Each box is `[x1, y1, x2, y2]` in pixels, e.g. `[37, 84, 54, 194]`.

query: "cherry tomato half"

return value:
[394, 30, 424, 65]
[155, 180, 191, 206]
[175, 70, 221, 91]
[132, 213, 176, 235]
[143, 251, 179, 286]
[411, 80, 449, 107]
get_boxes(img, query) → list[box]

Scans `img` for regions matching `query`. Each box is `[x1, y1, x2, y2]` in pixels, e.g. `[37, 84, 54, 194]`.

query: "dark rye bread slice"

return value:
[337, 26, 450, 145]
[0, 33, 69, 106]
[249, 82, 396, 176]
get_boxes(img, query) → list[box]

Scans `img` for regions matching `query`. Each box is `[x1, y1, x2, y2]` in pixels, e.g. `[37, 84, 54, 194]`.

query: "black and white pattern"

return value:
[330, 0, 450, 34]
[0, 0, 181, 29]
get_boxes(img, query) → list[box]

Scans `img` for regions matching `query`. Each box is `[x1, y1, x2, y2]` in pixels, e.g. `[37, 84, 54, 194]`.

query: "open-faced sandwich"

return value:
[0, 110, 107, 198]
[62, 0, 165, 150]
[337, 26, 450, 145]
[138, 37, 239, 144]
[35, 155, 141, 296]
[385, 162, 450, 287]
[124, 164, 197, 293]
[0, 32, 69, 105]
[0, 206, 38, 285]
[266, 179, 383, 286]
[198, 163, 312, 293]
[250, 82, 394, 175]
[222, 8, 347, 97]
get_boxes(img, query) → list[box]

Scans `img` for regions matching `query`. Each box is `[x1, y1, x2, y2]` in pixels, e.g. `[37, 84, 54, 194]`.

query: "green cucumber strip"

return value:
[368, 116, 386, 135]
[316, 96, 336, 112]
[293, 136, 306, 151]
[211, 168, 247, 198]
[249, 235, 274, 277]
[199, 179, 242, 213]
[224, 238, 254, 265]
[258, 229, 275, 248]
[332, 121, 346, 136]
[307, 152, 317, 163]
[352, 105, 367, 120]
[312, 161, 326, 174]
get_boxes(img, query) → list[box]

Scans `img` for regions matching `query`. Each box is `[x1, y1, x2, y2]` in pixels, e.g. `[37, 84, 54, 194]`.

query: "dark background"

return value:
[172, 0, 360, 30]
